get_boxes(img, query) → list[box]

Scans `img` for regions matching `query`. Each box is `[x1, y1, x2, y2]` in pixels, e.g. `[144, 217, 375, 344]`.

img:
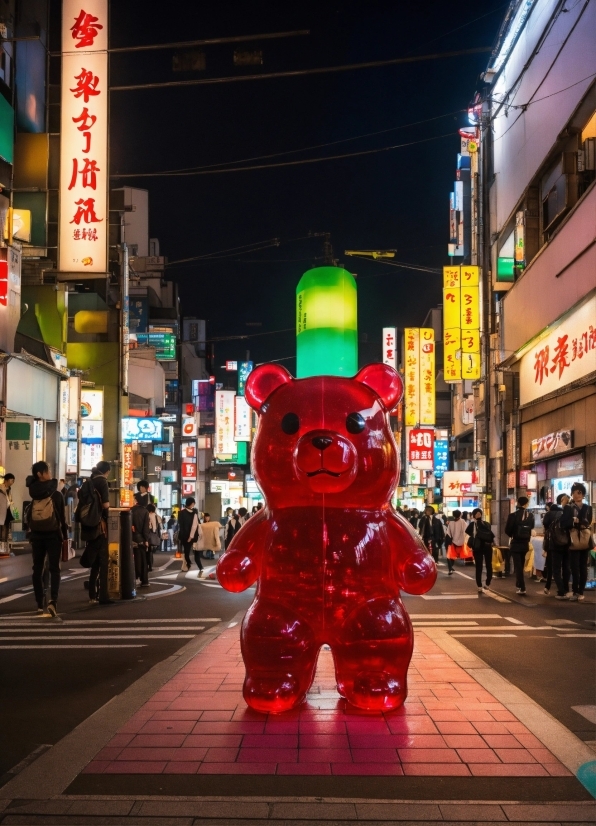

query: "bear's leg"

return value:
[333, 596, 413, 711]
[241, 599, 319, 714]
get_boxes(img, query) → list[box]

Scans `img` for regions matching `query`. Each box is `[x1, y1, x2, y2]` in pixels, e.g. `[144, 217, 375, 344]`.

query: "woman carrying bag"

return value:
[466, 508, 495, 593]
[561, 482, 593, 601]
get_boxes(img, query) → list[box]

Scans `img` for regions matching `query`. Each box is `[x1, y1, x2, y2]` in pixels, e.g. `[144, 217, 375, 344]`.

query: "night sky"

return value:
[103, 0, 505, 382]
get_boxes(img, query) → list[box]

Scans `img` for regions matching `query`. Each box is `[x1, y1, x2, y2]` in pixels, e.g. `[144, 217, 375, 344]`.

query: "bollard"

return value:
[119, 509, 136, 600]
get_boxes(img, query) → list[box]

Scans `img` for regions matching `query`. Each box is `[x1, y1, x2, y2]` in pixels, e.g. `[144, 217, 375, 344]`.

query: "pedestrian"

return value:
[408, 508, 420, 530]
[80, 462, 112, 605]
[504, 496, 535, 596]
[146, 504, 161, 571]
[561, 482, 593, 602]
[165, 513, 178, 552]
[418, 505, 445, 563]
[134, 480, 154, 509]
[465, 508, 495, 593]
[445, 510, 471, 574]
[25, 462, 68, 616]
[58, 479, 67, 498]
[177, 498, 203, 575]
[0, 472, 15, 551]
[225, 509, 244, 548]
[542, 493, 570, 599]
[198, 512, 222, 560]
[131, 499, 151, 588]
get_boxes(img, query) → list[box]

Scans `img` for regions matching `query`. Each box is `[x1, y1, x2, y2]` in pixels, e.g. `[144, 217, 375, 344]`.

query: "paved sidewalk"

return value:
[80, 625, 571, 778]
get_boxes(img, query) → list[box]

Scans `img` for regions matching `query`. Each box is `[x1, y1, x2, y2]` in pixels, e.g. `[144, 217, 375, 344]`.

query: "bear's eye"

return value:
[346, 412, 365, 434]
[281, 412, 300, 435]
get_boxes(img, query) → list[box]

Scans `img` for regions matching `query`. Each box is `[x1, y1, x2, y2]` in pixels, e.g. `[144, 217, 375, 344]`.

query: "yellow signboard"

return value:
[404, 327, 420, 426]
[443, 266, 481, 382]
[419, 328, 435, 426]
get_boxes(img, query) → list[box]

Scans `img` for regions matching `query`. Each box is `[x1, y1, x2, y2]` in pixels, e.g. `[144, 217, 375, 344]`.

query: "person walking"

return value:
[466, 508, 495, 593]
[134, 480, 154, 509]
[177, 498, 202, 575]
[198, 512, 222, 560]
[225, 510, 244, 549]
[561, 482, 593, 602]
[0, 472, 15, 552]
[165, 513, 178, 552]
[543, 493, 570, 599]
[445, 510, 470, 574]
[418, 505, 445, 563]
[408, 509, 420, 530]
[80, 462, 112, 605]
[25, 462, 68, 616]
[146, 504, 161, 572]
[131, 500, 151, 589]
[505, 496, 535, 596]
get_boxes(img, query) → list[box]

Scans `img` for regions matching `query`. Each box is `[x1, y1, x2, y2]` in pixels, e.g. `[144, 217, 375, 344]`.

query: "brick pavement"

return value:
[80, 626, 572, 778]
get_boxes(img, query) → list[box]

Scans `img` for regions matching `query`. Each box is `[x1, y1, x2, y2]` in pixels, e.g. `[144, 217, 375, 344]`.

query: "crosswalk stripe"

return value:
[0, 626, 206, 633]
[409, 614, 502, 618]
[0, 645, 147, 649]
[0, 618, 220, 625]
[0, 634, 198, 641]
[452, 634, 516, 638]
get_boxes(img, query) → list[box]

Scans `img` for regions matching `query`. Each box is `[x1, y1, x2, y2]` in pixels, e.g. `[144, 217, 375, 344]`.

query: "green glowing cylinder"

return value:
[296, 266, 358, 378]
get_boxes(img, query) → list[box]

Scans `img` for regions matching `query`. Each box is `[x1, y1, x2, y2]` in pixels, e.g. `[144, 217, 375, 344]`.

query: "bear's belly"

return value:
[257, 507, 397, 629]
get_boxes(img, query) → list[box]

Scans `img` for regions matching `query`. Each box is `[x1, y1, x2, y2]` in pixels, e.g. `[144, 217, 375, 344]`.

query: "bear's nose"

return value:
[312, 436, 332, 451]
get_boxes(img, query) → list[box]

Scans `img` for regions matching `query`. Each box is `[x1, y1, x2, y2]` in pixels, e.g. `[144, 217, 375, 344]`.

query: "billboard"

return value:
[215, 390, 236, 456]
[443, 265, 481, 382]
[404, 328, 435, 426]
[122, 417, 163, 442]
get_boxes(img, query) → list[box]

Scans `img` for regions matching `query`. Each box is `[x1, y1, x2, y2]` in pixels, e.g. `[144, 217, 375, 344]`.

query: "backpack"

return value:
[473, 521, 493, 550]
[75, 478, 102, 528]
[548, 511, 569, 551]
[26, 496, 59, 533]
[514, 510, 532, 542]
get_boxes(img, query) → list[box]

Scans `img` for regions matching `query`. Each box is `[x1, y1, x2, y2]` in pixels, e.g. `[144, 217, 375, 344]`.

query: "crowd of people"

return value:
[399, 482, 594, 599]
[1, 462, 593, 615]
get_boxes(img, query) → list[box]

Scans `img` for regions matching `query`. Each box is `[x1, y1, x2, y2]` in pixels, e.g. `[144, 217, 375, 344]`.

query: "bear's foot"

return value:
[243, 673, 304, 714]
[339, 670, 407, 712]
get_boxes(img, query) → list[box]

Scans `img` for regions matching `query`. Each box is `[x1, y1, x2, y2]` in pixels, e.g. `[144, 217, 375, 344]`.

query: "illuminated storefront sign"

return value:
[123, 443, 134, 485]
[530, 429, 573, 460]
[234, 395, 251, 441]
[135, 332, 176, 360]
[215, 390, 236, 456]
[433, 439, 449, 478]
[122, 417, 163, 442]
[59, 0, 108, 273]
[519, 296, 596, 406]
[443, 265, 481, 382]
[442, 470, 475, 496]
[181, 461, 197, 480]
[181, 416, 198, 438]
[404, 328, 435, 426]
[382, 327, 397, 370]
[80, 389, 103, 420]
[408, 427, 434, 470]
[238, 361, 254, 396]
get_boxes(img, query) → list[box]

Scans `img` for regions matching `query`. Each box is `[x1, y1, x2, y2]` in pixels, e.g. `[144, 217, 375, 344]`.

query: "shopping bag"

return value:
[61, 538, 75, 562]
[524, 544, 534, 573]
[492, 546, 504, 573]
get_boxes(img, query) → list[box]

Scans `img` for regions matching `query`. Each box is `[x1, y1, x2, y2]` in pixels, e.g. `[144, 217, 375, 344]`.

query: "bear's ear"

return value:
[245, 363, 293, 412]
[355, 363, 403, 411]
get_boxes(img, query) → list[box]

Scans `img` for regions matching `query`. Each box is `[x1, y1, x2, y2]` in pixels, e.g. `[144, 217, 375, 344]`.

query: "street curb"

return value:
[423, 629, 596, 796]
[0, 611, 246, 801]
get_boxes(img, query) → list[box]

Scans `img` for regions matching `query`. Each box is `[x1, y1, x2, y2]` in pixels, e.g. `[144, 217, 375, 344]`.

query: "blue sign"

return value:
[434, 439, 449, 478]
[122, 417, 163, 443]
[129, 298, 149, 334]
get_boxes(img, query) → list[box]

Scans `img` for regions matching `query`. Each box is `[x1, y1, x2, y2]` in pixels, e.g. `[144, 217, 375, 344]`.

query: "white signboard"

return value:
[382, 327, 397, 370]
[80, 389, 103, 420]
[59, 0, 108, 273]
[215, 390, 236, 456]
[234, 395, 251, 442]
[442, 470, 475, 496]
[519, 296, 596, 406]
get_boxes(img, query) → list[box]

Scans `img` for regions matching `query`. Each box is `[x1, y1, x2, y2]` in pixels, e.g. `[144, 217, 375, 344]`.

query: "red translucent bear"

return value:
[217, 363, 436, 713]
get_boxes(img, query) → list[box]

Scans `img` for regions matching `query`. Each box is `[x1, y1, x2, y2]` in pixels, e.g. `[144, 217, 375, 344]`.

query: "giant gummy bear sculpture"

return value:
[217, 362, 437, 713]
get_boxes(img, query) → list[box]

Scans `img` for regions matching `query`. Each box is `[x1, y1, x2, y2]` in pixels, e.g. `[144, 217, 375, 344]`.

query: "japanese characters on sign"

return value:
[382, 327, 397, 370]
[433, 438, 449, 478]
[234, 395, 251, 442]
[408, 427, 434, 470]
[181, 461, 197, 481]
[442, 470, 476, 497]
[215, 390, 236, 456]
[404, 328, 419, 426]
[519, 296, 596, 406]
[123, 443, 134, 486]
[121, 417, 163, 443]
[59, 0, 108, 273]
[530, 429, 573, 460]
[238, 361, 254, 396]
[443, 265, 481, 382]
[419, 328, 435, 426]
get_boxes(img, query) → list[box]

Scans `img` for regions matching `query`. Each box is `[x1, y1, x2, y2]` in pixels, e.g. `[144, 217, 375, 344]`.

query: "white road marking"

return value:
[412, 621, 479, 626]
[421, 595, 481, 600]
[571, 705, 596, 724]
[0, 626, 207, 633]
[0, 594, 28, 605]
[144, 584, 186, 599]
[0, 644, 147, 649]
[453, 570, 475, 580]
[0, 618, 220, 624]
[504, 617, 525, 624]
[452, 634, 516, 638]
[557, 633, 596, 638]
[408, 614, 502, 618]
[0, 635, 197, 641]
[228, 621, 238, 628]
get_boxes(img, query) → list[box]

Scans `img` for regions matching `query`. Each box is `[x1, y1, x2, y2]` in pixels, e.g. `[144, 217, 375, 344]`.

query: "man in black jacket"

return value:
[83, 462, 111, 604]
[418, 506, 445, 563]
[542, 494, 569, 598]
[26, 461, 69, 616]
[561, 482, 593, 601]
[178, 498, 201, 574]
[131, 501, 151, 588]
[504, 496, 535, 596]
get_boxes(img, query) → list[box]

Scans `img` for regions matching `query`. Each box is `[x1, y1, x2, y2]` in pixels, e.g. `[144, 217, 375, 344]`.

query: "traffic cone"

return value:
[175, 547, 181, 559]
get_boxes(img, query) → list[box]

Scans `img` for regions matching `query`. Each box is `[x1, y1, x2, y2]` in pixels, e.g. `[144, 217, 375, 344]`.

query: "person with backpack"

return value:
[78, 462, 111, 604]
[135, 480, 155, 509]
[505, 496, 535, 595]
[418, 505, 445, 563]
[25, 462, 68, 616]
[561, 482, 593, 602]
[177, 498, 202, 575]
[465, 508, 495, 593]
[131, 499, 151, 588]
[542, 493, 570, 599]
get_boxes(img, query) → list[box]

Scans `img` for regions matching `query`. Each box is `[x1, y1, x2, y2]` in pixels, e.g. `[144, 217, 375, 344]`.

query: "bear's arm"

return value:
[385, 511, 437, 595]
[216, 510, 268, 593]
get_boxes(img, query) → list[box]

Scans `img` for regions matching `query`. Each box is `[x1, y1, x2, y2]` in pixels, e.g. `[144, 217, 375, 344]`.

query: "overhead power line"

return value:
[109, 46, 492, 92]
[112, 132, 453, 178]
[109, 30, 310, 54]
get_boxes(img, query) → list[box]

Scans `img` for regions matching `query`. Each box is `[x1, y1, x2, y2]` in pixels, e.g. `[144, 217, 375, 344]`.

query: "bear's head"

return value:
[245, 363, 403, 509]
